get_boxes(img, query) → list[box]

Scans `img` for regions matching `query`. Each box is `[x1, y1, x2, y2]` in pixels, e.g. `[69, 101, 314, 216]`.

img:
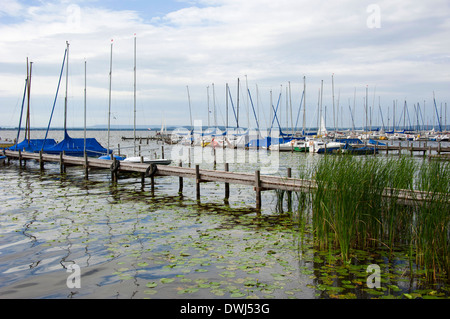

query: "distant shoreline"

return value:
[0, 127, 176, 132]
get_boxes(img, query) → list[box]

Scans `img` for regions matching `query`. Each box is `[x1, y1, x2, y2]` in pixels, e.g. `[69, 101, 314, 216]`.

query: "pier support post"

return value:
[255, 170, 261, 210]
[39, 150, 44, 170]
[196, 164, 201, 200]
[140, 156, 145, 187]
[19, 150, 22, 167]
[84, 152, 89, 180]
[150, 175, 155, 193]
[60, 152, 66, 174]
[111, 157, 116, 182]
[178, 161, 183, 194]
[287, 168, 292, 212]
[150, 161, 155, 193]
[224, 163, 230, 203]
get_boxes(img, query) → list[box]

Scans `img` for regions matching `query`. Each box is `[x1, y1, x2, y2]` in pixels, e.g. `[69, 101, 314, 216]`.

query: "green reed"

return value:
[414, 159, 449, 282]
[274, 154, 448, 281]
[307, 155, 447, 275]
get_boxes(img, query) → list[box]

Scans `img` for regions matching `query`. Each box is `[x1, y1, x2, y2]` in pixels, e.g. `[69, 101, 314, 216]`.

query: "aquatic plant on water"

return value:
[286, 155, 449, 284]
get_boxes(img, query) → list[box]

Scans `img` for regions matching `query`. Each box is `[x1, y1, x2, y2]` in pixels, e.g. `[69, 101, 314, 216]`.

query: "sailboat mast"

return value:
[365, 85, 368, 132]
[26, 58, 32, 143]
[84, 60, 87, 154]
[108, 39, 113, 157]
[207, 86, 210, 127]
[134, 35, 137, 156]
[64, 41, 69, 134]
[302, 76, 306, 135]
[320, 80, 323, 133]
[289, 81, 293, 135]
[186, 86, 193, 131]
[237, 78, 240, 128]
[226, 83, 229, 129]
[213, 83, 217, 127]
[245, 75, 249, 129]
[332, 74, 336, 133]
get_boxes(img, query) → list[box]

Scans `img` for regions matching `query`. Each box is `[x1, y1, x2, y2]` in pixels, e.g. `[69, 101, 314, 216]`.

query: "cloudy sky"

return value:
[0, 0, 449, 131]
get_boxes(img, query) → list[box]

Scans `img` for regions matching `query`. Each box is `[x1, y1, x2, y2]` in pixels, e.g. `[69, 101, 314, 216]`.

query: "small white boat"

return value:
[0, 139, 15, 149]
[269, 139, 304, 151]
[307, 140, 325, 153]
[122, 156, 172, 165]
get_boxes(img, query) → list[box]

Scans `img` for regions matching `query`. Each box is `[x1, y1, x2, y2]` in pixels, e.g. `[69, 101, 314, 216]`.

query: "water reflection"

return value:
[0, 130, 448, 299]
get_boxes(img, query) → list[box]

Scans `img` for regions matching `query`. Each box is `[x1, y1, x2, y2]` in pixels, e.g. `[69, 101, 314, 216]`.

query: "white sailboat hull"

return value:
[123, 156, 172, 165]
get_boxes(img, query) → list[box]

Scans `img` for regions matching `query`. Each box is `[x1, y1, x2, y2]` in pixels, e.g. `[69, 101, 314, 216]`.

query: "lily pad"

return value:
[160, 278, 175, 284]
[146, 282, 158, 288]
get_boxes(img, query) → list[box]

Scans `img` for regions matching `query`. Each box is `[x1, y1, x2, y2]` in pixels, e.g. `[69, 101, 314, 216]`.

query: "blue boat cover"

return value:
[9, 139, 57, 152]
[43, 132, 111, 157]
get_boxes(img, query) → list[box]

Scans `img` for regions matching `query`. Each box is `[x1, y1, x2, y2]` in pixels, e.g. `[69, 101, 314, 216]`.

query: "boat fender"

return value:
[110, 159, 120, 173]
[145, 164, 157, 178]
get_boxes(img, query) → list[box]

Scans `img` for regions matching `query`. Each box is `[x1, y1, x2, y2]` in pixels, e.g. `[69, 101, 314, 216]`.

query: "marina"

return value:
[1, 34, 449, 300]
[1, 0, 450, 305]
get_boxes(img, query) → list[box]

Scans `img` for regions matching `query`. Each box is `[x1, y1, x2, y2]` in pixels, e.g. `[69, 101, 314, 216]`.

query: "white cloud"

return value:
[0, 0, 449, 128]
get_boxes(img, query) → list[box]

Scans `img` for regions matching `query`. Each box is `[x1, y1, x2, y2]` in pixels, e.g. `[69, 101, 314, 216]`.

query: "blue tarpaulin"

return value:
[43, 132, 111, 157]
[9, 139, 57, 152]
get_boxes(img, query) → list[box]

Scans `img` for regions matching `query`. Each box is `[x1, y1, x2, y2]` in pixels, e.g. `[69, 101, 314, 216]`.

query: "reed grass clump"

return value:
[308, 155, 448, 282]
[414, 160, 449, 282]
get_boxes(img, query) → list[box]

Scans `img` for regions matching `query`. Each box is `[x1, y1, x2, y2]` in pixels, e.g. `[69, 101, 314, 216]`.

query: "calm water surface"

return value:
[0, 130, 448, 299]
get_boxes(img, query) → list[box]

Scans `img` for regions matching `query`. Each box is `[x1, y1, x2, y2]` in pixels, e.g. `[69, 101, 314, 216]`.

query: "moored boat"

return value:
[122, 156, 171, 165]
[0, 139, 15, 149]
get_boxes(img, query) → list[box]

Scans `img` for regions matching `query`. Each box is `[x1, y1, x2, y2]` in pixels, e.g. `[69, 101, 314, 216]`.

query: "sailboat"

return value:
[9, 58, 57, 152]
[98, 40, 125, 161]
[120, 35, 171, 165]
[44, 42, 112, 157]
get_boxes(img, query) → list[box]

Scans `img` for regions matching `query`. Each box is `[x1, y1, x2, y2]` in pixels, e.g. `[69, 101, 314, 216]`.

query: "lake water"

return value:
[0, 129, 448, 299]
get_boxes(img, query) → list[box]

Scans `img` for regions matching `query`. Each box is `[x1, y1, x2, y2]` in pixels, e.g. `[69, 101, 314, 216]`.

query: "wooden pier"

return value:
[2, 149, 448, 210]
[359, 141, 450, 156]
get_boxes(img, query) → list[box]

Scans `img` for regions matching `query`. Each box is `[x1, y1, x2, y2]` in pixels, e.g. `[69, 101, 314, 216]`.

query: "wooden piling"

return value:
[111, 157, 117, 182]
[59, 152, 64, 174]
[196, 164, 200, 200]
[224, 163, 230, 202]
[287, 168, 292, 211]
[255, 170, 261, 210]
[140, 156, 145, 186]
[84, 152, 89, 180]
[39, 150, 44, 170]
[179, 161, 183, 194]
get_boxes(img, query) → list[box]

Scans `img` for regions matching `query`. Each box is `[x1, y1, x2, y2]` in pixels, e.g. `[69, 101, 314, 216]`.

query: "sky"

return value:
[0, 0, 449, 131]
